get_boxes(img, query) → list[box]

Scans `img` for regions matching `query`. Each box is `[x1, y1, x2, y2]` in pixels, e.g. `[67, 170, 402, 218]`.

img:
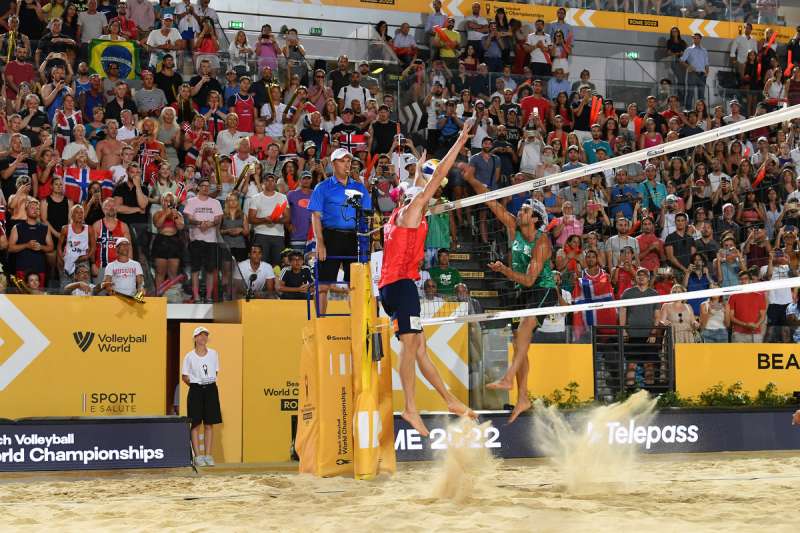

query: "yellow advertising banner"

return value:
[239, 300, 306, 463]
[0, 295, 166, 418]
[676, 343, 800, 397]
[388, 302, 469, 411]
[287, 0, 791, 41]
[510, 343, 595, 403]
[179, 323, 243, 464]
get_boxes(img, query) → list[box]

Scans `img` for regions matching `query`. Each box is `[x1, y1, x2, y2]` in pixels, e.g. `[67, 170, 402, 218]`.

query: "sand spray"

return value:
[532, 390, 657, 493]
[431, 418, 500, 502]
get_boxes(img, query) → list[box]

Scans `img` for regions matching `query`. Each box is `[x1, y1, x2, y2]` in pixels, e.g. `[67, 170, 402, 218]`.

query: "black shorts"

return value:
[767, 303, 789, 326]
[187, 382, 222, 425]
[189, 240, 219, 272]
[518, 286, 559, 327]
[380, 279, 422, 337]
[152, 234, 183, 259]
[318, 228, 357, 284]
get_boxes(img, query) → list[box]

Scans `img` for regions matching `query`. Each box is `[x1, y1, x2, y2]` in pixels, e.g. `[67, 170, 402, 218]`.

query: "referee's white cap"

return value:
[331, 148, 353, 161]
[193, 326, 210, 337]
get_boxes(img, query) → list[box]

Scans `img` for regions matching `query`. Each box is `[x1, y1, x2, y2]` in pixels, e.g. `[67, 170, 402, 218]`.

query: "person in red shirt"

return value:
[109, 3, 139, 41]
[636, 217, 665, 272]
[725, 269, 767, 342]
[612, 246, 637, 299]
[519, 79, 551, 124]
[4, 47, 37, 101]
[654, 267, 676, 295]
[379, 118, 476, 437]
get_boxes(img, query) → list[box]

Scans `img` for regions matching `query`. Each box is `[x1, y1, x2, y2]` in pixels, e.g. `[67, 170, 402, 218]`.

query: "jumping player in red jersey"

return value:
[379, 118, 477, 436]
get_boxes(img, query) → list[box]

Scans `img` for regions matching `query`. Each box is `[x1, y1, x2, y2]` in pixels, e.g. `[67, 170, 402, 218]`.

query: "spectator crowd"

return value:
[0, 0, 797, 347]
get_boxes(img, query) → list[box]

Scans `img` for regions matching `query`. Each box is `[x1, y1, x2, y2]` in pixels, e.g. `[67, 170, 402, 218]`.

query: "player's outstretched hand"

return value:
[461, 117, 476, 136]
[792, 409, 800, 426]
[487, 261, 505, 273]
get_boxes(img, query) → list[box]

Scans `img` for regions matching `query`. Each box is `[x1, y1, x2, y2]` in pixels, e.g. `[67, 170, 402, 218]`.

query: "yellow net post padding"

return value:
[296, 263, 395, 478]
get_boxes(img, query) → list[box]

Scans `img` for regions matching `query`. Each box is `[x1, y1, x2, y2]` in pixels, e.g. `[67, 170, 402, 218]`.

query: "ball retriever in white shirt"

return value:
[182, 327, 222, 467]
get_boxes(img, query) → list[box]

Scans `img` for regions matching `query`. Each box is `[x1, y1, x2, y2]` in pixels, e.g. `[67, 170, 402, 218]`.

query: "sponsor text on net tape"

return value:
[429, 104, 800, 214]
[422, 275, 800, 327]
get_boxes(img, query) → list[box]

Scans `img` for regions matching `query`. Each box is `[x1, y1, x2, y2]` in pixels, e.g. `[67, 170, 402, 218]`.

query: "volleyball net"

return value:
[421, 104, 800, 328]
[410, 104, 800, 405]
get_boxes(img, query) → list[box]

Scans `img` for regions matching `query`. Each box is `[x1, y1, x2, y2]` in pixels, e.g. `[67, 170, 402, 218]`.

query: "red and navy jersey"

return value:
[379, 208, 428, 289]
[95, 219, 125, 268]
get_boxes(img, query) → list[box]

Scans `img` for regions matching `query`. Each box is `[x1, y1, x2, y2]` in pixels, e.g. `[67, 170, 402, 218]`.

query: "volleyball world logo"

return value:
[73, 331, 96, 353]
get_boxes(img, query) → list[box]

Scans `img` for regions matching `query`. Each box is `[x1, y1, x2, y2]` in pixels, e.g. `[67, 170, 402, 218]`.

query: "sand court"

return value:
[2, 451, 800, 532]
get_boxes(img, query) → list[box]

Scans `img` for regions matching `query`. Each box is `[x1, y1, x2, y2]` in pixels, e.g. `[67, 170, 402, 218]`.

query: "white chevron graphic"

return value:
[426, 323, 469, 388]
[689, 19, 703, 35]
[445, 0, 462, 17]
[564, 8, 579, 26]
[0, 296, 51, 391]
[579, 9, 595, 28]
[705, 20, 719, 38]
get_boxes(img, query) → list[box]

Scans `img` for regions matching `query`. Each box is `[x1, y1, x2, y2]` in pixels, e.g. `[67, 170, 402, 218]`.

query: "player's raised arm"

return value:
[410, 118, 475, 211]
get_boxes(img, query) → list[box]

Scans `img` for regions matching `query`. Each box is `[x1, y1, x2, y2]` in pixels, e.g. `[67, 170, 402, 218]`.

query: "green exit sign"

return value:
[625, 51, 640, 59]
[228, 21, 244, 30]
[309, 27, 323, 36]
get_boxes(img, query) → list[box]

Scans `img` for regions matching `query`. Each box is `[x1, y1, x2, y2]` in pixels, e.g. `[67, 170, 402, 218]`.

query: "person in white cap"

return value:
[145, 11, 183, 69]
[378, 118, 476, 437]
[181, 326, 221, 467]
[308, 146, 371, 315]
[102, 236, 143, 296]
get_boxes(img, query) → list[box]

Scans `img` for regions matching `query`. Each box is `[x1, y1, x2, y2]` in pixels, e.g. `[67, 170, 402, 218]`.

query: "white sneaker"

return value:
[194, 455, 207, 467]
[204, 455, 215, 466]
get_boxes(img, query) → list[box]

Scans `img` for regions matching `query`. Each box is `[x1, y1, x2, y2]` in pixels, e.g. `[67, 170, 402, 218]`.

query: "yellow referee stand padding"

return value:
[296, 263, 395, 478]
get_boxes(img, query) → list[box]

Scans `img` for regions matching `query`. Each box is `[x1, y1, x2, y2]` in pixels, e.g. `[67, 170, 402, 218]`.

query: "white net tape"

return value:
[421, 104, 800, 327]
[422, 276, 800, 326]
[430, 104, 800, 214]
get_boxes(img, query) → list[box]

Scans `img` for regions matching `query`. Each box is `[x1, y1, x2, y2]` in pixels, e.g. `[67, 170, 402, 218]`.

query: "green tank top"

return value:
[511, 229, 556, 289]
[425, 210, 451, 250]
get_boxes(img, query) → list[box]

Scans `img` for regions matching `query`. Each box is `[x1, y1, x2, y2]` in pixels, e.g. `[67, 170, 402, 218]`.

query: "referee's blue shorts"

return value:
[379, 279, 422, 337]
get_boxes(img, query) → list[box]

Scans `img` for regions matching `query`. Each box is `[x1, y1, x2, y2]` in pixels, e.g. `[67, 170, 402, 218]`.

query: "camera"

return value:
[344, 189, 363, 209]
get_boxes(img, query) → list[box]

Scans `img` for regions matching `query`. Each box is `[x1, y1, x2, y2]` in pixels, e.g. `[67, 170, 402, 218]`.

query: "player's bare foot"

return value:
[402, 410, 430, 436]
[447, 400, 478, 420]
[486, 377, 514, 391]
[508, 396, 532, 424]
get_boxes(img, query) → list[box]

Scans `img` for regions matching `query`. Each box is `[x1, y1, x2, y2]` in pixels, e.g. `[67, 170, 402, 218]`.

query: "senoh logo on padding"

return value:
[73, 331, 96, 352]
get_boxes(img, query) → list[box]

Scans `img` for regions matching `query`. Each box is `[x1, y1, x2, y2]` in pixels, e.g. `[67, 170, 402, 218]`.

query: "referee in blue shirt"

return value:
[309, 147, 371, 314]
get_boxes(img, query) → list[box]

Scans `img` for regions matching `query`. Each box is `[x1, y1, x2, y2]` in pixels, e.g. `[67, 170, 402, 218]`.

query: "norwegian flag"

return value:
[138, 143, 162, 186]
[183, 129, 209, 167]
[572, 268, 617, 338]
[338, 132, 366, 153]
[64, 167, 114, 203]
[175, 180, 188, 204]
[304, 224, 315, 255]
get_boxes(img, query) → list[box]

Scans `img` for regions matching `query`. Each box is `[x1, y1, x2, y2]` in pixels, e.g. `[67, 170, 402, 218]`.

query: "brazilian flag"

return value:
[89, 39, 140, 80]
